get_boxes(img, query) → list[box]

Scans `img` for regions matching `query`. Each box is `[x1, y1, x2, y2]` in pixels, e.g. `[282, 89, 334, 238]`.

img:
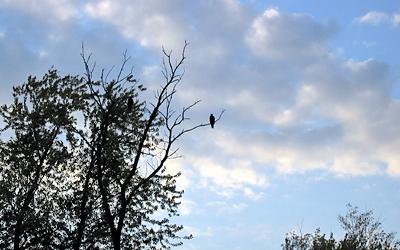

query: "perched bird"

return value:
[209, 114, 215, 129]
[127, 97, 133, 111]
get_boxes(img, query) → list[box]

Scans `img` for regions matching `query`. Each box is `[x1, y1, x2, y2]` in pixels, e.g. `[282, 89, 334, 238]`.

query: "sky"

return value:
[1, 0, 400, 249]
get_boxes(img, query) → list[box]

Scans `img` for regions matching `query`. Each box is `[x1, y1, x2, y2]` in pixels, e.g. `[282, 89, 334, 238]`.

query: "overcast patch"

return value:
[0, 0, 400, 196]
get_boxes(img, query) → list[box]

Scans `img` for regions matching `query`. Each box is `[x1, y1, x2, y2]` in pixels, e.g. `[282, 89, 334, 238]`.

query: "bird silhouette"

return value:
[127, 97, 133, 111]
[209, 114, 215, 129]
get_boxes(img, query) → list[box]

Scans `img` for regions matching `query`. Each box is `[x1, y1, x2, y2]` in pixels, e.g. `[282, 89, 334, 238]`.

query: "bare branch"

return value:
[122, 41, 189, 191]
[103, 66, 115, 86]
[81, 44, 104, 111]
[171, 108, 225, 144]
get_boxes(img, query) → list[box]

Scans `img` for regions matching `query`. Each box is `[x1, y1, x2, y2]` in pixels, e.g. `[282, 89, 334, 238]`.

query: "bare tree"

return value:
[75, 41, 224, 249]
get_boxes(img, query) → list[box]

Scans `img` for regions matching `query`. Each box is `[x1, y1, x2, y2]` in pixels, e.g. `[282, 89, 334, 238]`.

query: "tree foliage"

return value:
[282, 204, 400, 250]
[0, 43, 222, 249]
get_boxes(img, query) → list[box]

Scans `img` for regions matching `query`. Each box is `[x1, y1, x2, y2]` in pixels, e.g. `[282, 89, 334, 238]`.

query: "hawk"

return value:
[209, 114, 215, 129]
[127, 97, 133, 111]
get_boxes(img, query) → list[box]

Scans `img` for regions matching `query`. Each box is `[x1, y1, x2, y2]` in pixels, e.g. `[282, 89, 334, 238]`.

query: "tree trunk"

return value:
[13, 219, 22, 250]
[74, 166, 92, 250]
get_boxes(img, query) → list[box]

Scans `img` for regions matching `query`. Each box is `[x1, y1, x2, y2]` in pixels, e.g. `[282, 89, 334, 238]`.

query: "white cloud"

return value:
[186, 45, 399, 177]
[355, 11, 400, 27]
[356, 11, 389, 25]
[353, 40, 376, 48]
[193, 157, 268, 195]
[0, 0, 79, 23]
[246, 8, 337, 63]
[180, 199, 198, 216]
[362, 41, 376, 47]
[244, 187, 265, 200]
[206, 201, 248, 214]
[84, 0, 191, 51]
[392, 14, 400, 27]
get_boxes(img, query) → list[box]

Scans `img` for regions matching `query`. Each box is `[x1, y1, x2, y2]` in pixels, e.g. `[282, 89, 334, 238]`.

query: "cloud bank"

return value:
[0, 1, 400, 196]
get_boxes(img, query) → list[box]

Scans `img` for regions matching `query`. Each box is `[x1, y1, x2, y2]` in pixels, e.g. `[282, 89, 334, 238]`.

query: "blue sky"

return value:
[1, 0, 400, 249]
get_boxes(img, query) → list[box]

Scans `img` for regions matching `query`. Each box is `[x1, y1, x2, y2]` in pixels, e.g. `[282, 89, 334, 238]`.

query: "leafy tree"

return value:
[282, 204, 400, 250]
[282, 227, 336, 250]
[337, 204, 400, 250]
[0, 42, 224, 250]
[0, 71, 84, 250]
